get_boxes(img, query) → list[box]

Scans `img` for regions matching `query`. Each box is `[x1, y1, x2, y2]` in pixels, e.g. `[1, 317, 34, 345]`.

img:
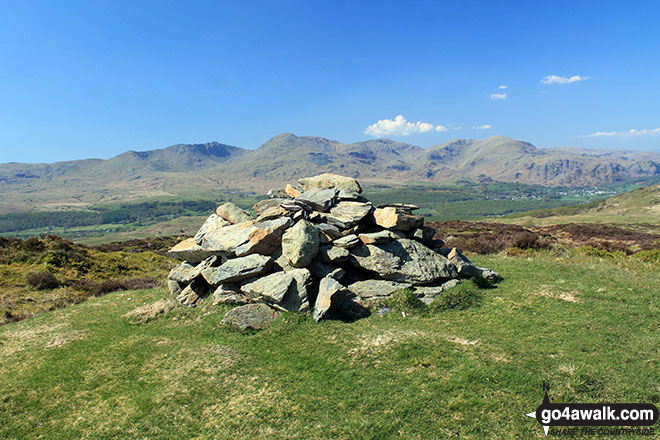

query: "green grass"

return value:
[1, 250, 658, 439]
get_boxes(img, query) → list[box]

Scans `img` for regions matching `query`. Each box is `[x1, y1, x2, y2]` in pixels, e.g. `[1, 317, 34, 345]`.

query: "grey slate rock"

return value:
[216, 202, 253, 224]
[347, 280, 412, 299]
[295, 188, 339, 212]
[333, 234, 360, 248]
[241, 271, 294, 303]
[313, 276, 347, 322]
[222, 303, 281, 331]
[212, 283, 251, 306]
[348, 238, 458, 285]
[317, 244, 350, 264]
[201, 254, 273, 286]
[281, 220, 320, 268]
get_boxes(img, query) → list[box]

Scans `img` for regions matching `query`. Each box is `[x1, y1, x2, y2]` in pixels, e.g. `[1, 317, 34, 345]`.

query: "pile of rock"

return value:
[166, 173, 498, 330]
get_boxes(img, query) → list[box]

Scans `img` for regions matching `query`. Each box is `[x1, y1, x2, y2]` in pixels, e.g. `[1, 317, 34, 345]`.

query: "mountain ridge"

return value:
[1, 133, 660, 213]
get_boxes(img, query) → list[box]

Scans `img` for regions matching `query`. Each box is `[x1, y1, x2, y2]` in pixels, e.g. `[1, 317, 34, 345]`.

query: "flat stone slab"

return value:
[295, 188, 339, 212]
[299, 173, 362, 193]
[347, 280, 412, 299]
[202, 254, 272, 286]
[328, 201, 373, 227]
[168, 237, 226, 264]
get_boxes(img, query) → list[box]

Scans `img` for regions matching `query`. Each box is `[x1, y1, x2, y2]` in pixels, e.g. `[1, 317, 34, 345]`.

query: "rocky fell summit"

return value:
[166, 173, 499, 330]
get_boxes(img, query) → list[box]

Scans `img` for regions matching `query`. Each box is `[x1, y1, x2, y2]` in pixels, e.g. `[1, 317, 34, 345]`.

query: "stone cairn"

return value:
[167, 173, 498, 330]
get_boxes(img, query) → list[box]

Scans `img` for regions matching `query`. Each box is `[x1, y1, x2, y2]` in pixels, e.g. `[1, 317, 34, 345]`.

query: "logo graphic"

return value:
[525, 384, 659, 437]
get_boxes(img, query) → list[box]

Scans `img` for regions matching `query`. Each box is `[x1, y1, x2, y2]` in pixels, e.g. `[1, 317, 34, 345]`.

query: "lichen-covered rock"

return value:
[253, 198, 290, 215]
[447, 248, 499, 281]
[299, 173, 362, 193]
[281, 220, 320, 268]
[409, 226, 436, 246]
[222, 303, 281, 331]
[167, 279, 184, 297]
[358, 230, 394, 245]
[348, 238, 458, 285]
[278, 268, 311, 313]
[201, 254, 272, 286]
[216, 202, 253, 224]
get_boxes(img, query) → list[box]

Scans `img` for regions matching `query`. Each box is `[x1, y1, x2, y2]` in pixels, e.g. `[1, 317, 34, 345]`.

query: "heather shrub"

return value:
[26, 272, 60, 290]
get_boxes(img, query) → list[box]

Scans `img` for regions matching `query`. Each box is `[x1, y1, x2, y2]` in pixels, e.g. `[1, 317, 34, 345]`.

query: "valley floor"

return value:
[1, 250, 658, 439]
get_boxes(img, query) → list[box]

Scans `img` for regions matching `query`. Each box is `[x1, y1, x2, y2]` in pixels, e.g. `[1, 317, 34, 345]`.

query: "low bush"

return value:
[26, 272, 60, 290]
[431, 281, 482, 311]
[384, 289, 428, 315]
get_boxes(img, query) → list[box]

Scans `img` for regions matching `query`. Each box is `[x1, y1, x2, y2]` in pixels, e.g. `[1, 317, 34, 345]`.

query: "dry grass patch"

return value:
[123, 297, 179, 323]
[535, 285, 581, 303]
[0, 322, 78, 357]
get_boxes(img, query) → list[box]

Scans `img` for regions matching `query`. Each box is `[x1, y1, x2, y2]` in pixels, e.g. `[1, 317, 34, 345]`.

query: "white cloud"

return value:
[580, 128, 660, 138]
[541, 75, 591, 84]
[498, 85, 508, 89]
[489, 93, 507, 100]
[473, 124, 492, 130]
[365, 115, 447, 136]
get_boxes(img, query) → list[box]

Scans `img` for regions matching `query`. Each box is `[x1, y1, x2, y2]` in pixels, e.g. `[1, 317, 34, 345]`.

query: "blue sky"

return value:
[2, 0, 660, 163]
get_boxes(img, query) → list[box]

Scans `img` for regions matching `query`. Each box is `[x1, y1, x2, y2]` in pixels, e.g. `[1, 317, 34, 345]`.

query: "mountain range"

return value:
[1, 133, 659, 212]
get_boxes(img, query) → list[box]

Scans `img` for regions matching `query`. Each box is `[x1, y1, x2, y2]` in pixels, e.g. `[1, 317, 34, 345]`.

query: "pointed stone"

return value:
[216, 202, 253, 224]
[313, 276, 348, 322]
[194, 214, 231, 244]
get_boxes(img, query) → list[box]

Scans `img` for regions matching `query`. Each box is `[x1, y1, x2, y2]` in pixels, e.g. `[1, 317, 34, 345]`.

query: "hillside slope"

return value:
[499, 182, 660, 226]
[1, 251, 658, 439]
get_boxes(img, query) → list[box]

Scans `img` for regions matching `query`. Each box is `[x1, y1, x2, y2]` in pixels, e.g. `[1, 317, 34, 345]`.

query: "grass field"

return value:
[1, 249, 658, 439]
